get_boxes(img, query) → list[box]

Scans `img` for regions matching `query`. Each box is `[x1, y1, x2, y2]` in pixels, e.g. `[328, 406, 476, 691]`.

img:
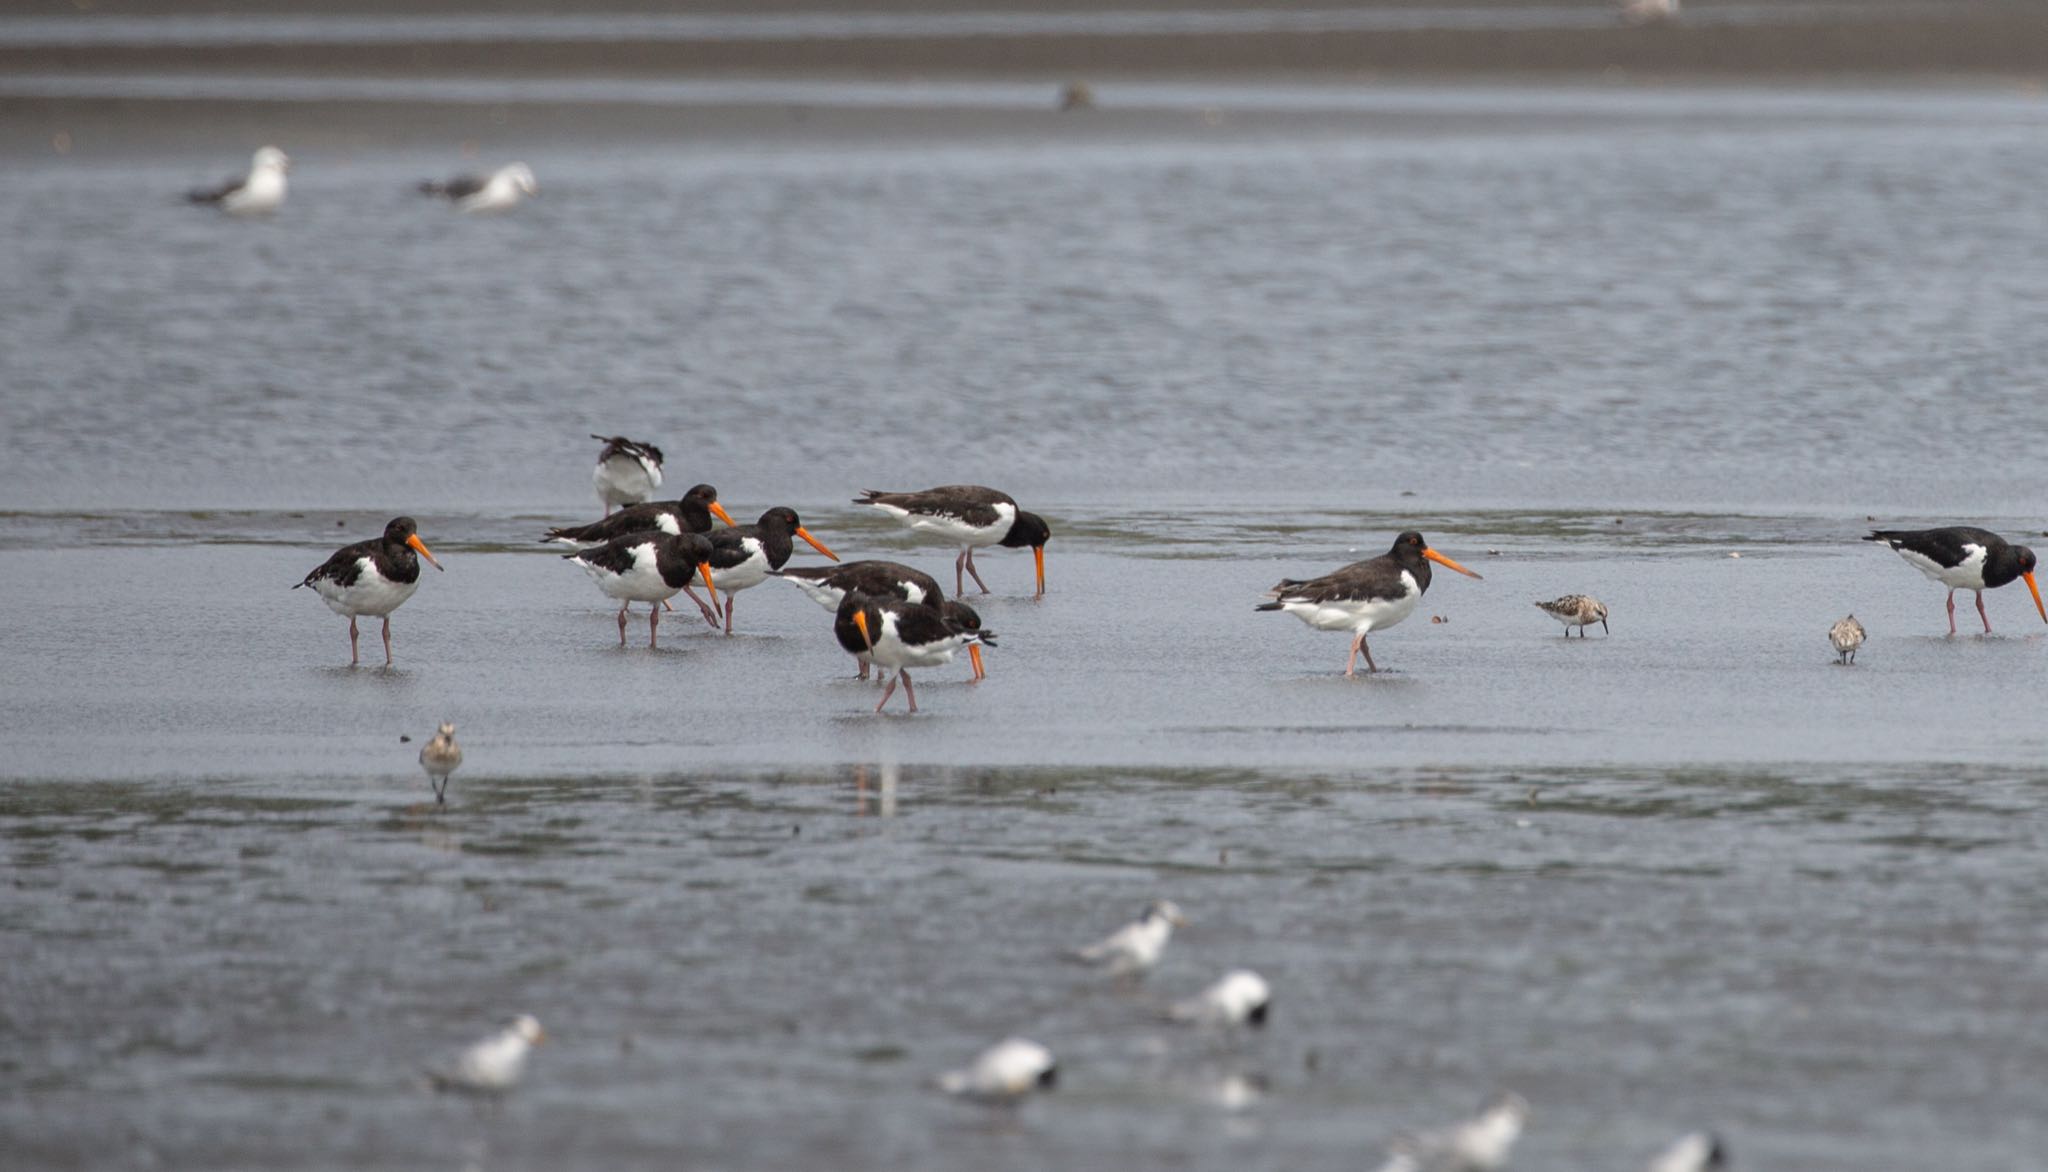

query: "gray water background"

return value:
[6, 74, 2048, 1170]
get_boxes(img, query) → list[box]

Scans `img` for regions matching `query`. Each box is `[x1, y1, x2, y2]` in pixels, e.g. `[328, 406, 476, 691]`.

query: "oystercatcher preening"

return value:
[855, 485, 1049, 597]
[588, 434, 665, 515]
[1864, 526, 2046, 635]
[295, 517, 443, 666]
[1257, 531, 1482, 676]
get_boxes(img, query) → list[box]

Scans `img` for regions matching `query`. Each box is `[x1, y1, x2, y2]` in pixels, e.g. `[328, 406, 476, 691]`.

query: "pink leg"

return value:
[381, 617, 394, 666]
[347, 616, 360, 666]
[616, 603, 629, 646]
[875, 672, 900, 713]
[856, 657, 870, 681]
[1976, 590, 1992, 634]
[954, 550, 967, 597]
[648, 603, 661, 649]
[722, 594, 736, 636]
[1946, 590, 1957, 636]
[1345, 631, 1363, 677]
[900, 669, 919, 713]
[680, 586, 720, 627]
[963, 547, 991, 594]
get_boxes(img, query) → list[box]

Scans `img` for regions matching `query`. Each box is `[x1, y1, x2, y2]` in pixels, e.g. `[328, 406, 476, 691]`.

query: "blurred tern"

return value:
[419, 162, 538, 213]
[1645, 1131, 1728, 1172]
[1373, 1092, 1530, 1172]
[933, 1037, 1057, 1100]
[427, 1015, 545, 1094]
[1167, 969, 1270, 1027]
[1071, 899, 1187, 979]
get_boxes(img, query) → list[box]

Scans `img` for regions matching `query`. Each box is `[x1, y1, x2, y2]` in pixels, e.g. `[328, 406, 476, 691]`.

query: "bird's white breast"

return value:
[314, 559, 420, 616]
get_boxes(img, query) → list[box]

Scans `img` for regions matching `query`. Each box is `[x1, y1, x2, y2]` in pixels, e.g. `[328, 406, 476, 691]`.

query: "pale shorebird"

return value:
[188, 145, 289, 215]
[1070, 899, 1187, 979]
[586, 434, 665, 515]
[1373, 1092, 1530, 1172]
[294, 517, 443, 667]
[419, 722, 462, 804]
[1644, 1131, 1728, 1172]
[1258, 531, 1482, 675]
[426, 1015, 545, 1094]
[933, 1037, 1057, 1100]
[1166, 969, 1271, 1027]
[1864, 526, 2046, 635]
[1828, 614, 1865, 664]
[419, 162, 538, 213]
[1620, 0, 1680, 25]
[1535, 594, 1609, 637]
[855, 485, 1050, 597]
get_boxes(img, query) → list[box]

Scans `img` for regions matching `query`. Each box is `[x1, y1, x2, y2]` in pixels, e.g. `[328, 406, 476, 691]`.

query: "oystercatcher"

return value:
[1257, 531, 1482, 676]
[419, 721, 462, 804]
[706, 507, 838, 635]
[772, 560, 987, 679]
[587, 434, 665, 515]
[855, 485, 1050, 597]
[546, 485, 734, 623]
[1828, 614, 1865, 664]
[833, 590, 994, 713]
[563, 531, 719, 648]
[419, 162, 537, 213]
[1534, 594, 1609, 637]
[295, 516, 443, 666]
[188, 145, 289, 215]
[1864, 526, 2046, 635]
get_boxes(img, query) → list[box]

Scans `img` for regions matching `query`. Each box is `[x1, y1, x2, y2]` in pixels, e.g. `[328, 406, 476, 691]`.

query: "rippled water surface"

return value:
[7, 81, 2048, 1170]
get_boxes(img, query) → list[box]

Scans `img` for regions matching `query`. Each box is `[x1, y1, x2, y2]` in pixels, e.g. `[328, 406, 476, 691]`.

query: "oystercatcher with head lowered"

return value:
[855, 485, 1049, 597]
[834, 590, 994, 713]
[295, 517, 443, 666]
[773, 560, 987, 679]
[564, 531, 718, 648]
[587, 434, 665, 515]
[1864, 526, 2046, 635]
[1257, 531, 1481, 676]
[706, 507, 837, 635]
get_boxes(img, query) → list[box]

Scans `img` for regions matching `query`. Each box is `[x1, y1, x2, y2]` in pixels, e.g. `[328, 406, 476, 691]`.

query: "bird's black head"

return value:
[761, 506, 801, 530]
[1704, 1135, 1729, 1169]
[940, 600, 983, 632]
[2018, 546, 2038, 575]
[1036, 1063, 1059, 1090]
[1001, 510, 1051, 550]
[1247, 1000, 1271, 1027]
[682, 484, 719, 505]
[384, 517, 419, 542]
[673, 532, 714, 561]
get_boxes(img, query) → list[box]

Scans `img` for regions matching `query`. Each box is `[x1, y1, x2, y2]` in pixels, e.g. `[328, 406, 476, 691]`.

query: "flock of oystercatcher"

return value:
[296, 432, 2048, 703]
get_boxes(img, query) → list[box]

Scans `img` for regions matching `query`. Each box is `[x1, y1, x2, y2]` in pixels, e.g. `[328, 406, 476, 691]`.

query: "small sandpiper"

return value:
[1535, 594, 1609, 637]
[419, 721, 462, 804]
[1828, 614, 1865, 665]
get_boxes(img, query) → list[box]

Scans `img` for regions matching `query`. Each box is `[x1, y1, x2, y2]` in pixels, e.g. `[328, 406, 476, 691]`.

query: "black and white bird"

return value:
[295, 517, 443, 667]
[1535, 594, 1609, 637]
[426, 1015, 545, 1095]
[1644, 1131, 1728, 1172]
[1070, 899, 1187, 979]
[188, 145, 289, 215]
[933, 1037, 1057, 1100]
[419, 721, 462, 804]
[1828, 614, 1865, 664]
[1166, 969, 1271, 1027]
[774, 560, 987, 679]
[419, 162, 538, 213]
[706, 507, 838, 635]
[1258, 531, 1482, 676]
[587, 434, 665, 515]
[834, 590, 994, 713]
[1864, 526, 2046, 635]
[545, 483, 733, 547]
[855, 485, 1050, 597]
[563, 531, 719, 648]
[1372, 1092, 1531, 1172]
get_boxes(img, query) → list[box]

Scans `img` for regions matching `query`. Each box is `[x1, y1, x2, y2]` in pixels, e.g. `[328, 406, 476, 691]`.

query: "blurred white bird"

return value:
[1373, 1092, 1530, 1172]
[187, 146, 289, 215]
[419, 721, 462, 804]
[419, 162, 538, 213]
[933, 1037, 1057, 1100]
[1071, 899, 1187, 978]
[426, 1015, 545, 1093]
[1645, 1131, 1728, 1172]
[1166, 969, 1271, 1027]
[588, 434, 665, 515]
[1620, 0, 1680, 24]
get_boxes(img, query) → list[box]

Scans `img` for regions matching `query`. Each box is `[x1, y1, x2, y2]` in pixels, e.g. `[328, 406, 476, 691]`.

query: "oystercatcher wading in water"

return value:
[1864, 526, 2046, 635]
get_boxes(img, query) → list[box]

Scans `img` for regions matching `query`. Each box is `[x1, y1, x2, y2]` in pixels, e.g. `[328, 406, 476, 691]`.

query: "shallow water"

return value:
[6, 81, 2048, 1170]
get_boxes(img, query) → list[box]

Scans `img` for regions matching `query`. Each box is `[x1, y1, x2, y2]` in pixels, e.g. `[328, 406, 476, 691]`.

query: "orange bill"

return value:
[1422, 546, 1481, 580]
[697, 562, 719, 605]
[407, 533, 444, 571]
[852, 608, 874, 649]
[1032, 545, 1046, 595]
[2027, 570, 2046, 622]
[968, 642, 986, 680]
[709, 501, 738, 527]
[795, 526, 839, 561]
